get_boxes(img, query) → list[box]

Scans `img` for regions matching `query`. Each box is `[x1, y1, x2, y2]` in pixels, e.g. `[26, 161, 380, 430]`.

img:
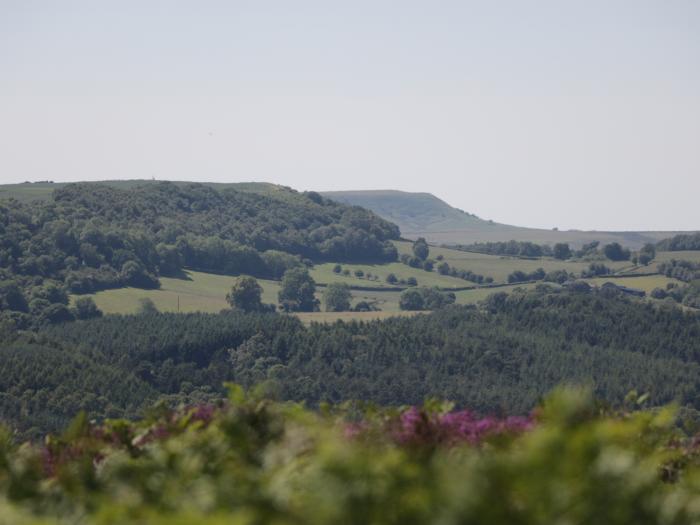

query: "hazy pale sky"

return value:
[1, 1, 699, 230]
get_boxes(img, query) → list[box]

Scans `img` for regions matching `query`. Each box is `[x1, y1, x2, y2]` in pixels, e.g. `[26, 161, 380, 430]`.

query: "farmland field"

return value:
[453, 283, 543, 304]
[310, 261, 469, 289]
[69, 269, 519, 319]
[655, 251, 700, 264]
[69, 270, 412, 319]
[583, 275, 682, 293]
[394, 241, 632, 283]
[70, 270, 282, 314]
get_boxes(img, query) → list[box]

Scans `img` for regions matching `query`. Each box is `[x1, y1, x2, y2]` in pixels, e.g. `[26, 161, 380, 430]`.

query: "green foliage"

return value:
[71, 297, 102, 320]
[0, 182, 399, 327]
[4, 287, 700, 437]
[399, 289, 424, 310]
[399, 287, 455, 311]
[226, 276, 265, 313]
[137, 298, 158, 315]
[604, 242, 632, 261]
[278, 268, 319, 312]
[412, 237, 430, 260]
[323, 282, 352, 312]
[454, 240, 552, 257]
[639, 243, 657, 265]
[658, 233, 700, 251]
[552, 242, 571, 260]
[2, 387, 700, 523]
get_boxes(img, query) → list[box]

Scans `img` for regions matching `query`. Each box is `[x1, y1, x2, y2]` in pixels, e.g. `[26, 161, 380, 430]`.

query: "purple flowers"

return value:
[347, 406, 534, 448]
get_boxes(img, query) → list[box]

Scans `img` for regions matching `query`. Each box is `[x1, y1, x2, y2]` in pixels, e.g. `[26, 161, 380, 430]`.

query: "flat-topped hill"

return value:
[322, 189, 688, 249]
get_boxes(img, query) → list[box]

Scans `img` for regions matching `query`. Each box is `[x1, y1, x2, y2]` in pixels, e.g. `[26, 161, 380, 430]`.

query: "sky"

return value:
[1, 1, 699, 231]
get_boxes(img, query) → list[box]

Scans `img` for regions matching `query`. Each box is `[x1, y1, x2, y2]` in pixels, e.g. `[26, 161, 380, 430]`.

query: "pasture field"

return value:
[69, 269, 531, 321]
[70, 270, 410, 319]
[622, 251, 700, 275]
[583, 275, 682, 293]
[394, 241, 631, 283]
[70, 270, 282, 314]
[654, 251, 700, 264]
[310, 261, 469, 289]
[453, 283, 543, 304]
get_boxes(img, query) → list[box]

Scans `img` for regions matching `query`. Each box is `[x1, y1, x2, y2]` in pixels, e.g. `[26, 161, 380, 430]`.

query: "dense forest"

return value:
[0, 182, 399, 326]
[3, 286, 700, 437]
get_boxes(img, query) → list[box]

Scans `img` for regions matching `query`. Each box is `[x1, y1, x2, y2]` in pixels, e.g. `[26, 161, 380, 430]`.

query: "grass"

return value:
[453, 283, 543, 304]
[394, 241, 630, 283]
[75, 250, 671, 322]
[70, 269, 522, 322]
[583, 275, 682, 293]
[310, 261, 469, 289]
[655, 251, 700, 264]
[70, 270, 413, 320]
[70, 270, 282, 314]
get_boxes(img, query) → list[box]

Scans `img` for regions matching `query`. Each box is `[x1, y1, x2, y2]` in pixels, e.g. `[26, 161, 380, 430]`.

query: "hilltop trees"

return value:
[323, 282, 352, 312]
[279, 268, 319, 312]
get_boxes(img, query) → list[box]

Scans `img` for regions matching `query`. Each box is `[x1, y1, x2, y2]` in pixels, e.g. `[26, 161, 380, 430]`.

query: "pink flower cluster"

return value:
[385, 407, 533, 447]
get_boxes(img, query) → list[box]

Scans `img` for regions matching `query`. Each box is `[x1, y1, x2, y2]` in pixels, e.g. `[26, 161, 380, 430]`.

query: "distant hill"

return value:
[1, 182, 690, 249]
[322, 190, 689, 249]
[0, 180, 285, 203]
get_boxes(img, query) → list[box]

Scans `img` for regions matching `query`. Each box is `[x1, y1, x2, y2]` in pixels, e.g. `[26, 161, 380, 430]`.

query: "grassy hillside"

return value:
[323, 189, 689, 249]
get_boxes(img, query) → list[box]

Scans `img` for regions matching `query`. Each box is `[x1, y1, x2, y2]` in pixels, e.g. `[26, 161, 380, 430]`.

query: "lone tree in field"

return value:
[323, 282, 352, 312]
[226, 276, 264, 312]
[553, 243, 572, 260]
[638, 243, 656, 266]
[412, 237, 430, 261]
[278, 268, 319, 312]
[603, 242, 631, 262]
[399, 289, 425, 311]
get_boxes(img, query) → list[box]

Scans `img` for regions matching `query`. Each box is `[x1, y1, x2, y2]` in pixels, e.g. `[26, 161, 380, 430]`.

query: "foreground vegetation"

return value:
[3, 386, 700, 524]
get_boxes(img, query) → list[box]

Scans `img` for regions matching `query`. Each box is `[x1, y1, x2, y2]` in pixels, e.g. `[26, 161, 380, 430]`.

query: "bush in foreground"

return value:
[2, 386, 700, 524]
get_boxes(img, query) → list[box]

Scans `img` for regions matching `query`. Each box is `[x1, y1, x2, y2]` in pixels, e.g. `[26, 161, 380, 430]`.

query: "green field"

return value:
[70, 270, 414, 319]
[394, 241, 631, 283]
[655, 251, 700, 264]
[453, 283, 543, 304]
[70, 270, 281, 314]
[583, 275, 682, 293]
[310, 261, 469, 289]
[72, 247, 687, 320]
[70, 268, 520, 321]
